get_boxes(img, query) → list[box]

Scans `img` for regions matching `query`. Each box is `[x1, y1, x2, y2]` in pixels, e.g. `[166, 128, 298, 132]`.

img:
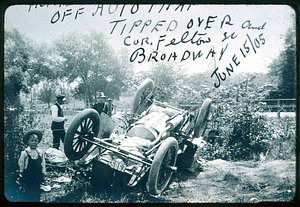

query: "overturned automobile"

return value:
[64, 78, 212, 196]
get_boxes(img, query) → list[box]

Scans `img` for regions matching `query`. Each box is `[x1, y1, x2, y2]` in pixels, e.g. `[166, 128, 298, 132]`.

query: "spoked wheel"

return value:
[64, 109, 100, 160]
[132, 78, 154, 115]
[194, 98, 212, 138]
[148, 137, 178, 195]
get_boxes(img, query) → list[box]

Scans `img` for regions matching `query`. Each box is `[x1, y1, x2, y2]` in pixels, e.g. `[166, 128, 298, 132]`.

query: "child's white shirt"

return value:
[18, 147, 46, 174]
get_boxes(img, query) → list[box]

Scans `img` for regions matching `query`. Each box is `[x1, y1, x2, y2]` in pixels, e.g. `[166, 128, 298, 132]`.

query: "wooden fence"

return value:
[259, 99, 296, 112]
[179, 98, 296, 113]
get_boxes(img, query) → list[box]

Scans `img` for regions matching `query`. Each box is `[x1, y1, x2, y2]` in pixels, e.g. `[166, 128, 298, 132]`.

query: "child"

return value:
[18, 129, 46, 202]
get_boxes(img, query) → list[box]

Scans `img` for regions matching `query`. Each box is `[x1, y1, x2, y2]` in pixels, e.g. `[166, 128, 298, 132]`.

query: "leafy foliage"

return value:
[193, 78, 270, 161]
[222, 110, 271, 161]
[4, 29, 32, 105]
[138, 62, 185, 102]
[167, 71, 295, 161]
[4, 29, 31, 169]
[38, 81, 56, 108]
[268, 24, 296, 98]
[54, 31, 133, 105]
[4, 29, 54, 200]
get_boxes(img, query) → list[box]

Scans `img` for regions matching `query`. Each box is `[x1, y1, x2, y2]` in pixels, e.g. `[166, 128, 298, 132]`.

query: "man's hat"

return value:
[99, 92, 106, 98]
[56, 94, 65, 99]
[23, 129, 43, 145]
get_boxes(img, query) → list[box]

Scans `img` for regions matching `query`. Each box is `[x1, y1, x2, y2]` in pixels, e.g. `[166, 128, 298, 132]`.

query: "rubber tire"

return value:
[132, 78, 154, 114]
[64, 109, 100, 160]
[23, 129, 43, 145]
[148, 137, 178, 195]
[194, 98, 212, 138]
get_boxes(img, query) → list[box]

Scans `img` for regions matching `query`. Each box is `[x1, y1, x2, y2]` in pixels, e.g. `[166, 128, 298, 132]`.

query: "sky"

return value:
[5, 4, 295, 78]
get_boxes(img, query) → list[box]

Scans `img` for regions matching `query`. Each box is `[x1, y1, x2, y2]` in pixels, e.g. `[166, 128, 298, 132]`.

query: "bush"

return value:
[192, 75, 286, 161]
[199, 105, 273, 161]
[199, 101, 295, 161]
[226, 110, 271, 161]
[267, 117, 296, 160]
[4, 104, 49, 201]
[4, 106, 24, 201]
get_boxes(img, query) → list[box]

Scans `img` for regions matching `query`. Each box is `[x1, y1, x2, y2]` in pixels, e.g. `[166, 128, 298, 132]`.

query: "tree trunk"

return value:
[236, 87, 239, 102]
[83, 77, 88, 107]
[84, 83, 88, 107]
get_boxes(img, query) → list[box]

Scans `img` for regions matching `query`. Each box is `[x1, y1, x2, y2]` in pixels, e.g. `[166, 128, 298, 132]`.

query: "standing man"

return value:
[93, 92, 108, 114]
[51, 94, 67, 149]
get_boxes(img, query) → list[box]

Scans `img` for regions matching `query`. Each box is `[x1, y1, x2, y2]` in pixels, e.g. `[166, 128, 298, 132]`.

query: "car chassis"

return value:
[64, 78, 212, 195]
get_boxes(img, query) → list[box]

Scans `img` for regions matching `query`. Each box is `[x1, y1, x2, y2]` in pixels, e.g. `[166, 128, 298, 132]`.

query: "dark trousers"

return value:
[22, 172, 42, 202]
[52, 130, 65, 149]
[21, 154, 43, 202]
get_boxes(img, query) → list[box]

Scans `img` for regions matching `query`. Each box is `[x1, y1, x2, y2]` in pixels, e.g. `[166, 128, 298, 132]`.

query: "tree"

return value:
[26, 44, 61, 106]
[27, 45, 54, 83]
[117, 48, 135, 88]
[4, 29, 32, 199]
[146, 62, 184, 102]
[55, 31, 131, 106]
[38, 81, 56, 108]
[4, 29, 32, 107]
[268, 22, 296, 99]
[5, 30, 59, 105]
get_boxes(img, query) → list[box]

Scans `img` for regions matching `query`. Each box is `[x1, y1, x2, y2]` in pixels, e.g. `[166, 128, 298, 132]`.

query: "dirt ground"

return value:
[40, 159, 296, 203]
[161, 159, 296, 203]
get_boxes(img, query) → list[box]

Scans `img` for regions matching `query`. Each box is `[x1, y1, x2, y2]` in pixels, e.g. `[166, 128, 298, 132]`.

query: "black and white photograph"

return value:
[3, 3, 297, 203]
